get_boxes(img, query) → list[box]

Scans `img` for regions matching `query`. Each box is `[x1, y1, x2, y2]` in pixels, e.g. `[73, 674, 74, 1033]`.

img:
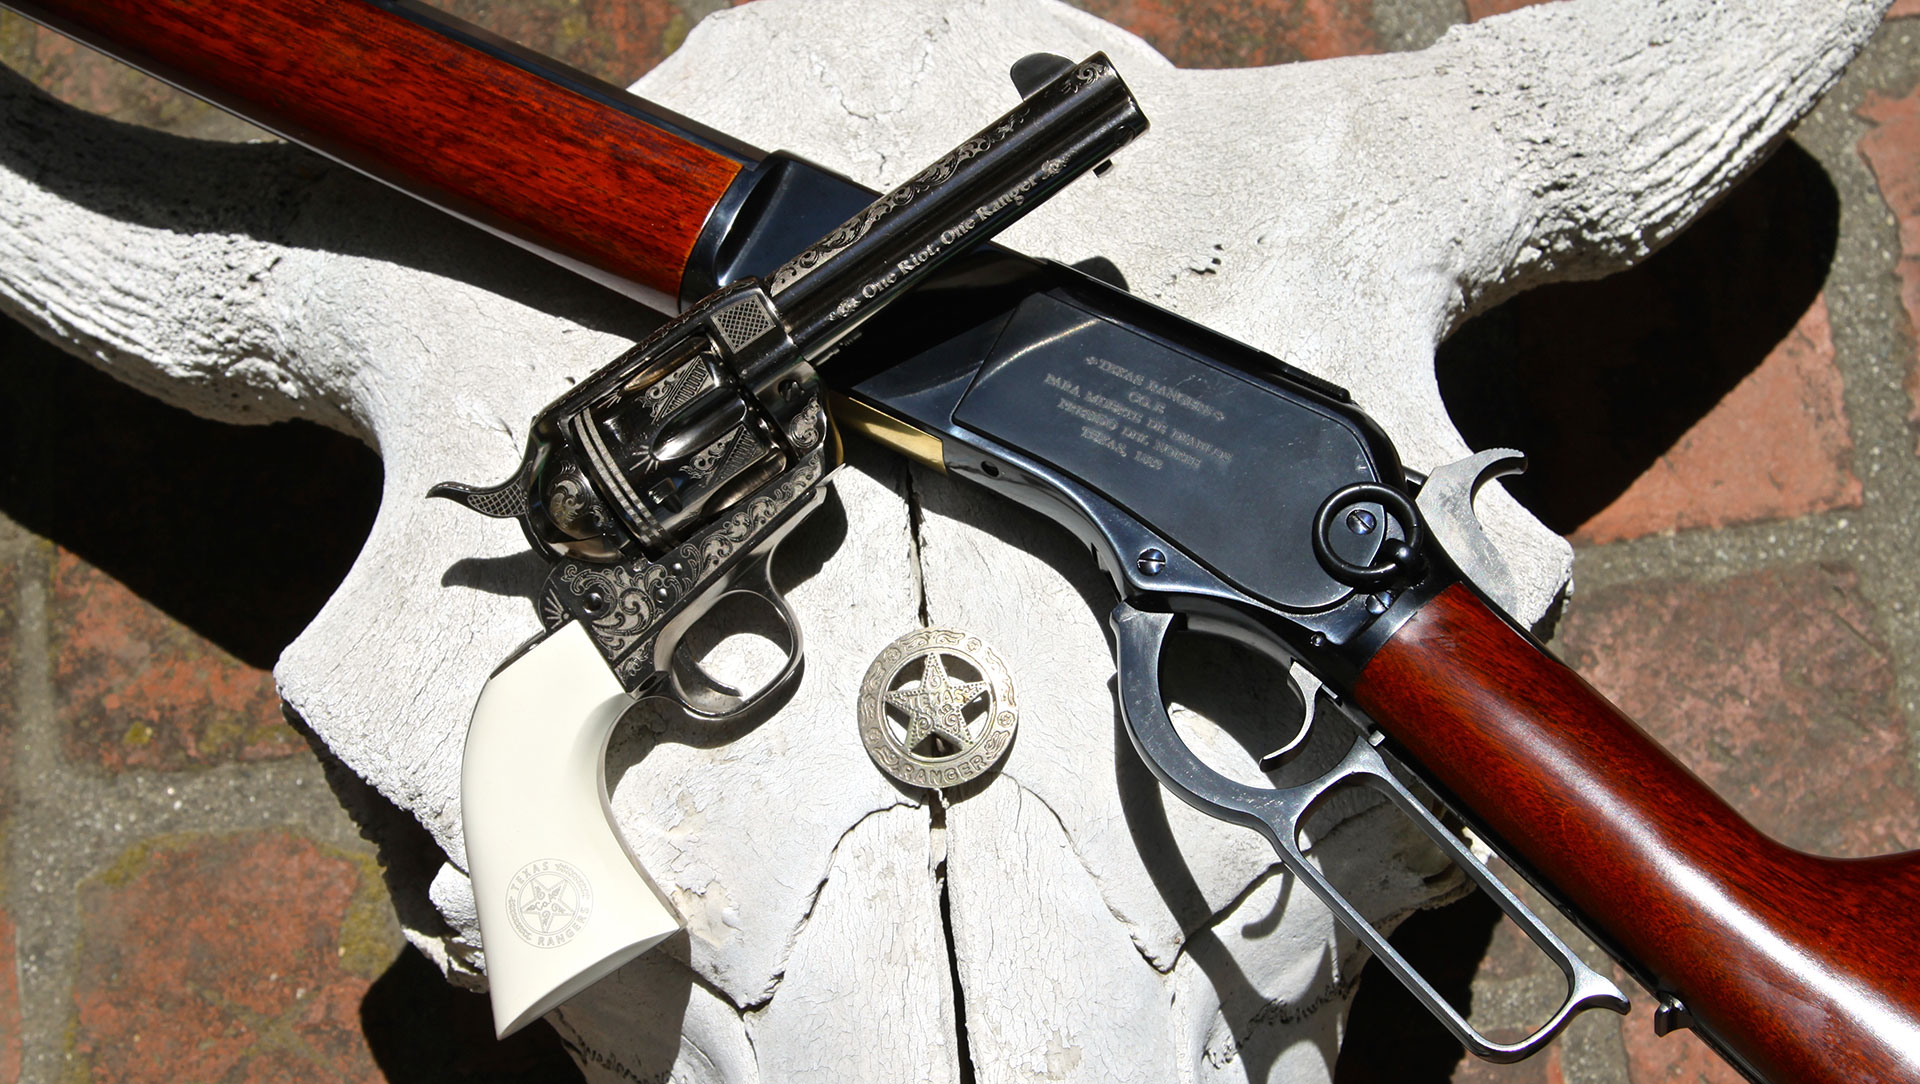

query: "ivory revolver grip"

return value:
[462, 622, 680, 1039]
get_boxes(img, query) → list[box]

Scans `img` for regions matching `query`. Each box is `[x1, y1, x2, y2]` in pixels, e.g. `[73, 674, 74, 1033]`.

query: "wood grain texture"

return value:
[8, 0, 743, 299]
[1354, 584, 1920, 1084]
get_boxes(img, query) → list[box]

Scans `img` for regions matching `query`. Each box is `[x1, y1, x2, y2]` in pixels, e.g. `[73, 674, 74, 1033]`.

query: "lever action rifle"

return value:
[7, 2, 1918, 1081]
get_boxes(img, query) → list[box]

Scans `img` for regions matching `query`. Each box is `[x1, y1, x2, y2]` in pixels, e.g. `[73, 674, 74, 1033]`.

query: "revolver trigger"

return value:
[664, 553, 805, 722]
[1414, 448, 1527, 614]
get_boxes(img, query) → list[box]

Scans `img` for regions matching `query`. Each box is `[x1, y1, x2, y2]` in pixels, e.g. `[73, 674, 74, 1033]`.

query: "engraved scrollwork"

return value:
[684, 430, 739, 482]
[552, 562, 656, 659]
[1069, 61, 1108, 92]
[640, 354, 714, 415]
[544, 461, 614, 543]
[767, 110, 1022, 294]
[787, 398, 824, 451]
[552, 448, 825, 683]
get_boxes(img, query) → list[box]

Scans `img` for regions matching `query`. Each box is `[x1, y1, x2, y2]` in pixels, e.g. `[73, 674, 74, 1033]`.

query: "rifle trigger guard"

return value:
[665, 552, 804, 722]
[1109, 602, 1629, 1063]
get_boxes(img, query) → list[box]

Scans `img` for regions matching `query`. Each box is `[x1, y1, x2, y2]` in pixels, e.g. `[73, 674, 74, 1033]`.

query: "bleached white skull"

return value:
[0, 0, 1887, 1078]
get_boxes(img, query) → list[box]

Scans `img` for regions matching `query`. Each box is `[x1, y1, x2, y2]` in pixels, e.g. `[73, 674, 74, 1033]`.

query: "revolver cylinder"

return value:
[433, 51, 1147, 698]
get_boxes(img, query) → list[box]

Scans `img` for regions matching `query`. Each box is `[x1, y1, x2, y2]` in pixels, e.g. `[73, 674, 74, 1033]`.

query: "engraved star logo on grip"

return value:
[519, 875, 579, 934]
[886, 652, 989, 750]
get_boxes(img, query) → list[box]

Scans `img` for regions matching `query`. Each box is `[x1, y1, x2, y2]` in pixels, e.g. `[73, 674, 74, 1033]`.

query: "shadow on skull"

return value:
[1438, 140, 1841, 534]
[0, 65, 666, 345]
[0, 314, 380, 668]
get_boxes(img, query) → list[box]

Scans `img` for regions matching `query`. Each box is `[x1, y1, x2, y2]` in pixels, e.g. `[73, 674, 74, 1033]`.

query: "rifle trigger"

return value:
[1653, 995, 1695, 1036]
[1259, 661, 1324, 772]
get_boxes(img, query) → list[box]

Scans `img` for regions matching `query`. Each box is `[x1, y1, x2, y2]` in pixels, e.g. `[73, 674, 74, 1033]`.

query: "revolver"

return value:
[432, 55, 1147, 1037]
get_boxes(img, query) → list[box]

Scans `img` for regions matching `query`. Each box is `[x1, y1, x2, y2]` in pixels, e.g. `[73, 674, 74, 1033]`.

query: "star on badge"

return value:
[886, 652, 989, 750]
[859, 627, 1018, 789]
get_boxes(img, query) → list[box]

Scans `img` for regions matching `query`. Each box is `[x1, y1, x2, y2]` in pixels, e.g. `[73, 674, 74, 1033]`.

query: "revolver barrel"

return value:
[770, 55, 1145, 352]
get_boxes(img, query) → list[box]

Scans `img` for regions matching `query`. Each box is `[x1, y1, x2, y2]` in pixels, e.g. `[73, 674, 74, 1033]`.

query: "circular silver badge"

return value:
[860, 627, 1017, 789]
[505, 858, 594, 948]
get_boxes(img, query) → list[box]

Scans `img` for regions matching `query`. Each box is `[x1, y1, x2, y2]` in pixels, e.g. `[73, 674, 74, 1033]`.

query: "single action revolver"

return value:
[430, 55, 1146, 1037]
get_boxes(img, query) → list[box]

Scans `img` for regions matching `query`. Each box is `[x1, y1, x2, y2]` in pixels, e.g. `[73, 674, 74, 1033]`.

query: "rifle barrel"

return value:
[4, 0, 759, 307]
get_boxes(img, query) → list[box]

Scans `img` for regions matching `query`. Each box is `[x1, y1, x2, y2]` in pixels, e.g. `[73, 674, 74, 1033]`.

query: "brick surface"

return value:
[0, 909, 17, 1084]
[49, 549, 301, 772]
[0, 14, 260, 140]
[1857, 82, 1920, 452]
[0, 556, 14, 816]
[1573, 295, 1861, 543]
[430, 0, 681, 78]
[1615, 1013, 1744, 1084]
[69, 832, 395, 1084]
[1891, 0, 1920, 18]
[1465, 0, 1554, 20]
[1070, 0, 1378, 65]
[1439, 144, 1843, 536]
[1556, 563, 1920, 858]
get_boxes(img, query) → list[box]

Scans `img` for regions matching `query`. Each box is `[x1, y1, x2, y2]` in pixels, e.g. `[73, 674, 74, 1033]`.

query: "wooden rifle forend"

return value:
[3, 0, 756, 307]
[1353, 584, 1920, 1084]
[15, 3, 1920, 1079]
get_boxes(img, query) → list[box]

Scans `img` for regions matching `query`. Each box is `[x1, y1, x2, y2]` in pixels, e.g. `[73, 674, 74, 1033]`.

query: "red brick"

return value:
[1465, 0, 1555, 20]
[1616, 1013, 1745, 1084]
[1070, 0, 1378, 65]
[428, 0, 679, 79]
[0, 910, 17, 1084]
[1573, 294, 1861, 543]
[1857, 83, 1920, 452]
[1556, 563, 1920, 858]
[0, 558, 14, 818]
[69, 832, 394, 1083]
[0, 14, 258, 140]
[1449, 1043, 1562, 1084]
[1891, 0, 1920, 18]
[49, 549, 300, 773]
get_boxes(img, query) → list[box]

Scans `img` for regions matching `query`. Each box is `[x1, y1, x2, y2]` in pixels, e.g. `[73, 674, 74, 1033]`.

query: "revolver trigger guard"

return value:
[664, 554, 804, 722]
[1109, 600, 1628, 1063]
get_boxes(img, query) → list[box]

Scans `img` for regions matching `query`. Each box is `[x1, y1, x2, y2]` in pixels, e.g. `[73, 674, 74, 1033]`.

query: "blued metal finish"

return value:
[433, 57, 1144, 712]
[853, 263, 1395, 616]
[835, 251, 1638, 1050]
[680, 153, 875, 307]
[1311, 482, 1424, 590]
[771, 55, 1147, 353]
[1109, 603, 1629, 1062]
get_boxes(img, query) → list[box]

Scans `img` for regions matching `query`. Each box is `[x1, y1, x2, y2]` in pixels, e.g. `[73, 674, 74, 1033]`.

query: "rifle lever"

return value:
[1110, 602, 1629, 1062]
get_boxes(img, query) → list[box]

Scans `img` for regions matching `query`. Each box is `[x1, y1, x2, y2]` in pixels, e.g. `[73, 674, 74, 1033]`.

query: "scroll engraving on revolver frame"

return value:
[434, 51, 1145, 711]
[432, 54, 1147, 1038]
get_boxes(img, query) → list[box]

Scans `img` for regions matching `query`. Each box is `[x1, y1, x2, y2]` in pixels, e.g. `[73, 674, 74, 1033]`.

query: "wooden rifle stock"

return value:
[1353, 584, 1920, 1083]
[11, 2, 1919, 1079]
[4, 0, 751, 304]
